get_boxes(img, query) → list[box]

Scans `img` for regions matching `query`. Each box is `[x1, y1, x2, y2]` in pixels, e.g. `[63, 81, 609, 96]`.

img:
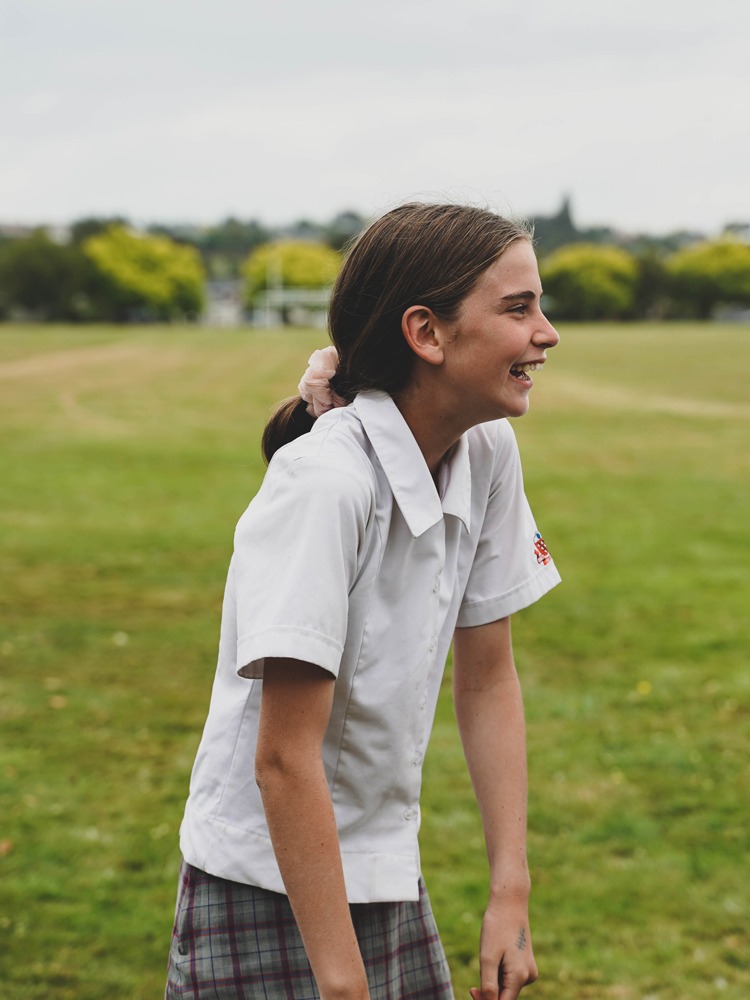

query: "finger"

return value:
[475, 987, 499, 1000]
[475, 970, 501, 1000]
[499, 967, 537, 1000]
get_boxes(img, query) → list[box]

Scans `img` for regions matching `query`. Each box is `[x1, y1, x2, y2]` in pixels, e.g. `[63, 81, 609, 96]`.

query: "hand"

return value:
[469, 899, 538, 1000]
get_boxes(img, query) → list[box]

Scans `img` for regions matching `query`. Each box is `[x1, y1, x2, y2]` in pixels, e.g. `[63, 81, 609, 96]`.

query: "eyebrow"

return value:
[501, 291, 536, 302]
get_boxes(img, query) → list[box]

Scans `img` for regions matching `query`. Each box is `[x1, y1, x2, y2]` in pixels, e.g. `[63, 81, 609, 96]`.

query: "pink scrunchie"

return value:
[298, 346, 347, 418]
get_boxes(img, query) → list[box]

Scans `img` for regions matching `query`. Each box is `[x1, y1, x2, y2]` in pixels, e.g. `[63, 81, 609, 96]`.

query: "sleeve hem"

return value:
[236, 626, 343, 679]
[456, 564, 562, 628]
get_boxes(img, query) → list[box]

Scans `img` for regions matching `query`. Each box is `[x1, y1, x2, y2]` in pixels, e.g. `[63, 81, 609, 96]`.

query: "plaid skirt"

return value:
[165, 860, 455, 999]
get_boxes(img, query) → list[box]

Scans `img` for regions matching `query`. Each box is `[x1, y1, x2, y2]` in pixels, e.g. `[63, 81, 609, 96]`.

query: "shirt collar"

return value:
[439, 433, 472, 533]
[352, 391, 472, 537]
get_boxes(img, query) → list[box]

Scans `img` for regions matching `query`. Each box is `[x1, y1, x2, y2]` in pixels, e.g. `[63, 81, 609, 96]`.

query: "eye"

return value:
[509, 303, 528, 314]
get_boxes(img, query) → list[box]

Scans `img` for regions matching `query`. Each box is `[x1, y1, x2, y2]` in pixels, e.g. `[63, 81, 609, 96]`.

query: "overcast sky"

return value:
[1, 0, 748, 235]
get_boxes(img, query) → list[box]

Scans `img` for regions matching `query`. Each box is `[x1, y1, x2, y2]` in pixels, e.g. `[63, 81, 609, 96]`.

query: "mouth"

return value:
[509, 361, 544, 383]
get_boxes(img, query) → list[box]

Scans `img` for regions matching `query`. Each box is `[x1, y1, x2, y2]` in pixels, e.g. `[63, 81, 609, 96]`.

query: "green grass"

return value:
[1, 322, 748, 999]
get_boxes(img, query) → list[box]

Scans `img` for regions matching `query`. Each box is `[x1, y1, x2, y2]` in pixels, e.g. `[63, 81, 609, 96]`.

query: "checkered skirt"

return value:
[165, 860, 455, 999]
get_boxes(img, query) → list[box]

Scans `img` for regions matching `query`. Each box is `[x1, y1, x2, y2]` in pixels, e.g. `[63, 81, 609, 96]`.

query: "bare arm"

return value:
[453, 618, 539, 1000]
[255, 659, 370, 1000]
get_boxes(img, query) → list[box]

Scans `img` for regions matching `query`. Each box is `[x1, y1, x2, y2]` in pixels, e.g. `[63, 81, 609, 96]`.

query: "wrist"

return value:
[488, 866, 531, 902]
[314, 952, 370, 1000]
[319, 978, 370, 1000]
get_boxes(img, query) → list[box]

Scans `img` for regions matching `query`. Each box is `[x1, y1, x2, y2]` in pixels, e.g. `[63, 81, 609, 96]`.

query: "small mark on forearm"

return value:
[516, 928, 526, 951]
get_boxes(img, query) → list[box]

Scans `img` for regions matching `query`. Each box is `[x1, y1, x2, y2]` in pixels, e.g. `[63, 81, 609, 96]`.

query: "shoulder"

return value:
[466, 419, 521, 479]
[256, 408, 376, 516]
[467, 417, 518, 452]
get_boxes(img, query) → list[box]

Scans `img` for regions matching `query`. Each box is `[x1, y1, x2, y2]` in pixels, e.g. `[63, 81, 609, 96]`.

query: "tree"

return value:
[323, 211, 366, 251]
[531, 196, 579, 255]
[82, 225, 205, 321]
[175, 217, 271, 279]
[0, 230, 96, 321]
[633, 248, 670, 319]
[70, 216, 129, 245]
[540, 243, 638, 320]
[242, 241, 341, 307]
[666, 239, 750, 319]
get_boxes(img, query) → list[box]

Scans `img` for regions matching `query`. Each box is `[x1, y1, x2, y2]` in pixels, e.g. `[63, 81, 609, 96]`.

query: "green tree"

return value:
[633, 248, 670, 319]
[154, 217, 271, 280]
[70, 216, 129, 245]
[541, 243, 638, 320]
[324, 210, 367, 251]
[242, 241, 341, 308]
[83, 225, 205, 321]
[666, 239, 750, 319]
[0, 230, 96, 321]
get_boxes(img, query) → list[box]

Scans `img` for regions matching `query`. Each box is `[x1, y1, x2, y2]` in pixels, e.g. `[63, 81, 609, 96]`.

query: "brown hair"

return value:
[262, 203, 531, 462]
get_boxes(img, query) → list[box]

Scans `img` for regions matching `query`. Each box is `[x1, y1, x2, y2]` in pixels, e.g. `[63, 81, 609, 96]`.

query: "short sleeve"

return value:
[456, 424, 561, 627]
[232, 451, 372, 678]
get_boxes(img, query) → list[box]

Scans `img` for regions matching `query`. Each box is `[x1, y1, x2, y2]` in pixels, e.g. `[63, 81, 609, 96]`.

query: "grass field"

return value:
[1, 322, 748, 999]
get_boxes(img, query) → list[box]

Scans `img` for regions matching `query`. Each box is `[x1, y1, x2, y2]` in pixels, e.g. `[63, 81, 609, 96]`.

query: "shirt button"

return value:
[413, 751, 423, 765]
[429, 637, 437, 652]
[404, 808, 417, 821]
[433, 576, 441, 593]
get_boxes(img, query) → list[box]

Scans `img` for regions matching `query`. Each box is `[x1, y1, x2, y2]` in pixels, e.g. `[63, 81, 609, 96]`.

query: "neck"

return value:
[393, 382, 469, 477]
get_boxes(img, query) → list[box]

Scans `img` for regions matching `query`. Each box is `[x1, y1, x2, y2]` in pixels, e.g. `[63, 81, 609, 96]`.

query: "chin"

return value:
[498, 398, 530, 420]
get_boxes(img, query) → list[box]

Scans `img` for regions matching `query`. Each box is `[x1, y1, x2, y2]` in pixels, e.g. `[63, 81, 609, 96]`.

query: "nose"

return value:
[534, 312, 560, 349]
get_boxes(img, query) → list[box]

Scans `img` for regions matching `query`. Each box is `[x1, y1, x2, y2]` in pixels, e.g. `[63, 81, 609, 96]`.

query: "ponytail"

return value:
[262, 346, 345, 464]
[262, 397, 315, 464]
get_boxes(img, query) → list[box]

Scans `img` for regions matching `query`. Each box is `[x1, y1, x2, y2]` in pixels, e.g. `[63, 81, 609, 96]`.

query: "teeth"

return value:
[512, 362, 543, 373]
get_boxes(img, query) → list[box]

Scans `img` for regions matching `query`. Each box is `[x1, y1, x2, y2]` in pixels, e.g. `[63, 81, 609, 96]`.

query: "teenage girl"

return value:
[166, 203, 561, 1000]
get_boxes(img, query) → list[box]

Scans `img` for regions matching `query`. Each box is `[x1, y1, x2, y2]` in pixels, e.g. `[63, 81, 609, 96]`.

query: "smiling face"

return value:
[442, 239, 559, 424]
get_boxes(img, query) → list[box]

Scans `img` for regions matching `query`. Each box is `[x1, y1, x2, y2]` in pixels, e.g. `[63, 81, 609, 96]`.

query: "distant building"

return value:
[723, 222, 750, 244]
[203, 280, 245, 327]
[0, 222, 70, 243]
[249, 287, 331, 329]
[0, 223, 35, 241]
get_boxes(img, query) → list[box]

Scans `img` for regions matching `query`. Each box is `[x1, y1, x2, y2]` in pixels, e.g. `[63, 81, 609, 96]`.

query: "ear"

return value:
[401, 305, 445, 366]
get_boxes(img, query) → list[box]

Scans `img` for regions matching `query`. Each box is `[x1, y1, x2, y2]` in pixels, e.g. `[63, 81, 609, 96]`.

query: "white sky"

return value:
[1, 0, 748, 234]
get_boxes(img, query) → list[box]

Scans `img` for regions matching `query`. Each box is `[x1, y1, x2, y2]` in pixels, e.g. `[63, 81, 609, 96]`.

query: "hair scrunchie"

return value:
[298, 346, 348, 418]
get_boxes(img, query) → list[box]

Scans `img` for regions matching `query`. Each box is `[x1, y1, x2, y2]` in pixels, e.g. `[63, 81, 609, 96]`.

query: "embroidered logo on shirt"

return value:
[534, 532, 551, 566]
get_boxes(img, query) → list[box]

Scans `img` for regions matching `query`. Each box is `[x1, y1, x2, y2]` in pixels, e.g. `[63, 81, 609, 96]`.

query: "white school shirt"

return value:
[180, 389, 560, 903]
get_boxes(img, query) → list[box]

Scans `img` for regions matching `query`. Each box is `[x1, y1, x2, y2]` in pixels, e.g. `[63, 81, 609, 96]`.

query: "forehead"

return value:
[473, 240, 541, 298]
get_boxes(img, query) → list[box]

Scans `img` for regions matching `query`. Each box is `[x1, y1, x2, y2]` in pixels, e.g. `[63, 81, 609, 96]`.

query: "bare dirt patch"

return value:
[0, 341, 150, 381]
[547, 374, 750, 421]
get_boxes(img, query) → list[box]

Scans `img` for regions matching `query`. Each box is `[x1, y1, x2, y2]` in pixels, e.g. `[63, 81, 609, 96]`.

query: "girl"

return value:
[166, 203, 561, 1000]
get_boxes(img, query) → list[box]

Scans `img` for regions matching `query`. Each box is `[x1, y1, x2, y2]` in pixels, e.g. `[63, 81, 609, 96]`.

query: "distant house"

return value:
[249, 286, 331, 329]
[203, 279, 244, 327]
[723, 222, 750, 244]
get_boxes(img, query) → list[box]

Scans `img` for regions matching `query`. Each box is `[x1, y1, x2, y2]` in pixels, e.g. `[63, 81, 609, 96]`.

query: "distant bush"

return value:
[541, 244, 638, 320]
[82, 226, 205, 322]
[0, 231, 97, 321]
[0, 225, 206, 323]
[666, 239, 750, 319]
[242, 241, 341, 309]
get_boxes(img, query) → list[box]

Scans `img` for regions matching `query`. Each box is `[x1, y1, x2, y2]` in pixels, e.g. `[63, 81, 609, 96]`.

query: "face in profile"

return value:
[442, 240, 560, 424]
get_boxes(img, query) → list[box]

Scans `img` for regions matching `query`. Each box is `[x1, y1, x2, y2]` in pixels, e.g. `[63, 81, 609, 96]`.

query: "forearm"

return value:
[454, 620, 538, 999]
[453, 620, 530, 898]
[257, 759, 369, 1000]
[256, 659, 369, 1000]
[455, 669, 530, 896]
